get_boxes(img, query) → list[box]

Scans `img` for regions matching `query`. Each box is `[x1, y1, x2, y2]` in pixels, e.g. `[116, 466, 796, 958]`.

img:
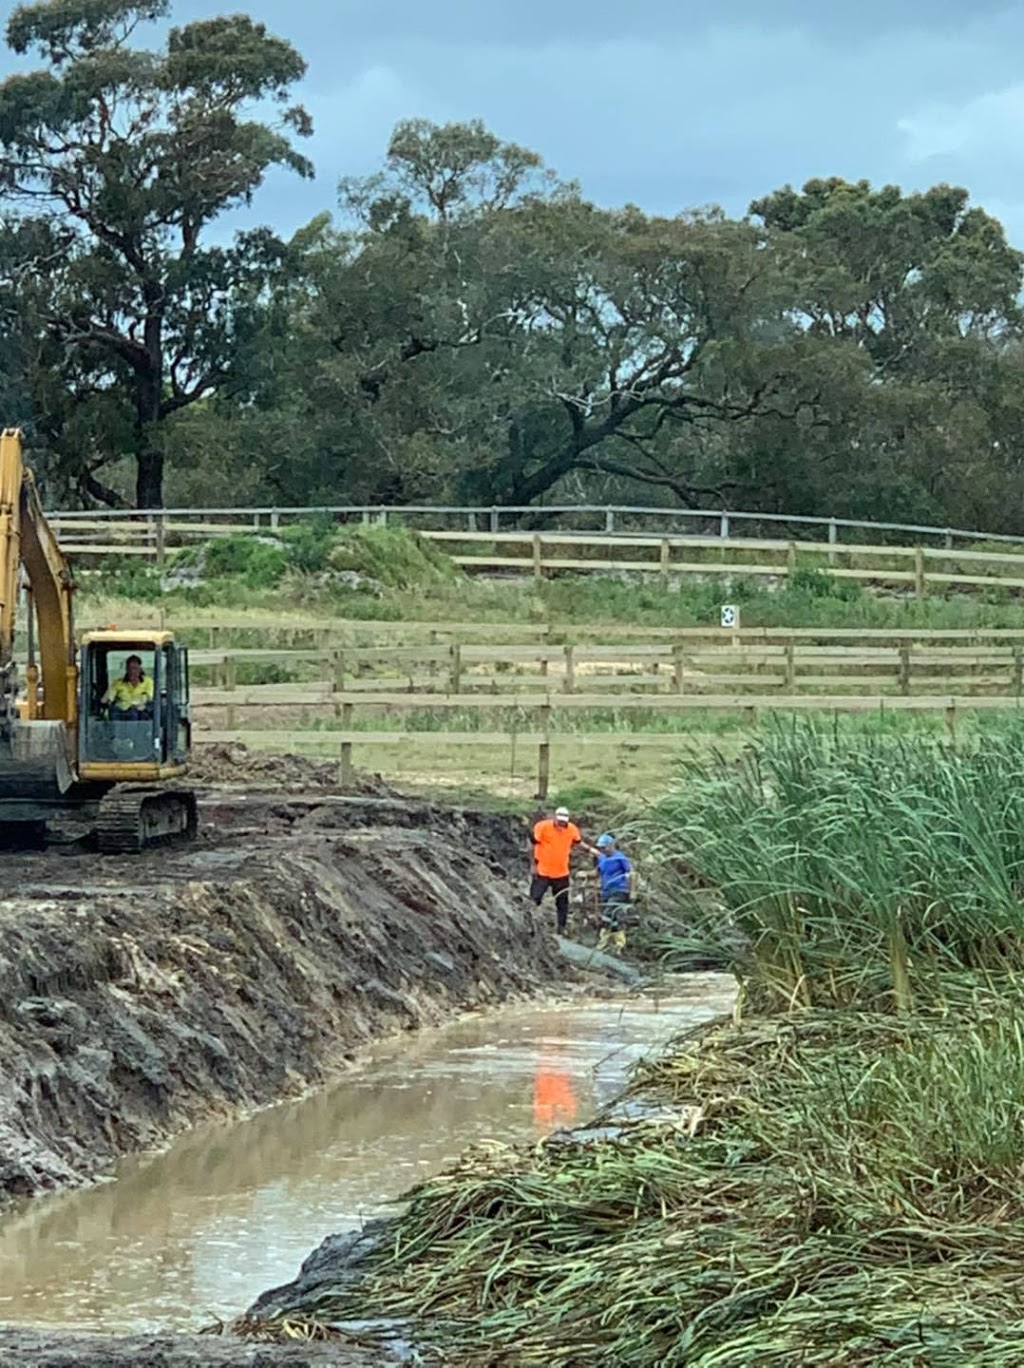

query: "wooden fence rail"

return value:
[44, 500, 1024, 549]
[193, 686, 1024, 798]
[187, 640, 1024, 703]
[45, 520, 1024, 596]
[74, 619, 1024, 648]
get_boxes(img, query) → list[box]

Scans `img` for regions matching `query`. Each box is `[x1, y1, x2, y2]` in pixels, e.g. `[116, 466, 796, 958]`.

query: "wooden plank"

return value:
[925, 572, 1024, 590]
[235, 690, 1024, 713]
[425, 530, 923, 558]
[196, 730, 724, 749]
[63, 545, 156, 557]
[193, 684, 333, 704]
[922, 545, 1024, 568]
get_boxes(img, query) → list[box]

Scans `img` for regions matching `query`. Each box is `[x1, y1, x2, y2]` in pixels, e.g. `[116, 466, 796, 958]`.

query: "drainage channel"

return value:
[0, 975, 735, 1333]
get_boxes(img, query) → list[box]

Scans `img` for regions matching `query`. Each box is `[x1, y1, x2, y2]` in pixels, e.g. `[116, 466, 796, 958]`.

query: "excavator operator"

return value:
[101, 655, 154, 719]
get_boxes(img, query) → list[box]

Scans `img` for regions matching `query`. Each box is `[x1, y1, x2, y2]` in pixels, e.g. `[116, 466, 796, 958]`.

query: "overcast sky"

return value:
[6, 0, 1024, 242]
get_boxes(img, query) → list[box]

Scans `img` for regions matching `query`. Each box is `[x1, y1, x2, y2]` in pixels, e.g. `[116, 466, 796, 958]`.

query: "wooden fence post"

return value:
[563, 644, 575, 694]
[222, 655, 237, 730]
[532, 534, 543, 582]
[537, 704, 551, 800]
[1013, 648, 1023, 698]
[332, 650, 346, 693]
[914, 546, 925, 598]
[339, 702, 353, 789]
[786, 542, 797, 577]
[154, 514, 166, 568]
[449, 642, 462, 693]
[784, 642, 796, 691]
[673, 643, 685, 693]
[898, 645, 911, 696]
[660, 539, 670, 584]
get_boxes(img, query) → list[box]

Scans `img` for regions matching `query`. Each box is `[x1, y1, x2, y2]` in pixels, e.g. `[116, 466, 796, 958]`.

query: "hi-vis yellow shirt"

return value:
[103, 677, 153, 711]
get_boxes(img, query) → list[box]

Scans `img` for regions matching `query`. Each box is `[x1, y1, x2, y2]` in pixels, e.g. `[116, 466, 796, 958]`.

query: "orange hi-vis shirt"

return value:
[533, 819, 582, 878]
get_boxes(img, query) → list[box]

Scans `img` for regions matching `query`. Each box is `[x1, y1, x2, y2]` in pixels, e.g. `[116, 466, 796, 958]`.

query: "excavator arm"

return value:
[0, 428, 76, 734]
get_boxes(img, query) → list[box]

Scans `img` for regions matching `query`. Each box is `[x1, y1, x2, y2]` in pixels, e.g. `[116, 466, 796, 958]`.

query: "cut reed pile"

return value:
[242, 1007, 1024, 1365]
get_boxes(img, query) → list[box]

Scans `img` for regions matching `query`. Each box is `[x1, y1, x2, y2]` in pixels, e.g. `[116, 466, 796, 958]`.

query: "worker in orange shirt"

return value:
[530, 805, 599, 935]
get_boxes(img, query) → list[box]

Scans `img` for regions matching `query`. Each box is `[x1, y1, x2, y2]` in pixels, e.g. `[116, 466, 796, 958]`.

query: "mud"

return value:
[0, 1326, 379, 1366]
[187, 743, 396, 796]
[0, 788, 562, 1210]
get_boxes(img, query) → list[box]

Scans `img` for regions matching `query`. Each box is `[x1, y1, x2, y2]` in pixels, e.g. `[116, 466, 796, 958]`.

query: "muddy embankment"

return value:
[0, 751, 574, 1363]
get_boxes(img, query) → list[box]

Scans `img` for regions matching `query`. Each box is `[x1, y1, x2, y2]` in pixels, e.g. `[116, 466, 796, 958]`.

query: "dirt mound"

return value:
[189, 742, 396, 796]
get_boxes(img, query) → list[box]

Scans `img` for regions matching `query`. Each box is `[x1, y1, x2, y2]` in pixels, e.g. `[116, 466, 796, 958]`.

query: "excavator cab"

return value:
[0, 427, 196, 851]
[78, 632, 191, 777]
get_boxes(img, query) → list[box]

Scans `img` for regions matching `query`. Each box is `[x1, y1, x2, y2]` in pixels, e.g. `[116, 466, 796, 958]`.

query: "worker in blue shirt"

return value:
[594, 833, 634, 953]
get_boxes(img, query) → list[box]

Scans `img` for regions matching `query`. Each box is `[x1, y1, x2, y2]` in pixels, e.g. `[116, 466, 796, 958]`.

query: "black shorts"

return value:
[599, 890, 631, 928]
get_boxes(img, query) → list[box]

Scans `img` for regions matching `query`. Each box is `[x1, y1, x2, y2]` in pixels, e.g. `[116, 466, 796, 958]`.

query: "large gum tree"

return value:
[0, 0, 312, 507]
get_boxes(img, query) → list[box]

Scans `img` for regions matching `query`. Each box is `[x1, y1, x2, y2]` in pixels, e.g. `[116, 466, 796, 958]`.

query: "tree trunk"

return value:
[134, 431, 164, 509]
[133, 360, 163, 509]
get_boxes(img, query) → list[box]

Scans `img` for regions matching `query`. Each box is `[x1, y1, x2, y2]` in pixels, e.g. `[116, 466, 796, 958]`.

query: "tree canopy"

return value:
[0, 0, 311, 505]
[1, 9, 1023, 531]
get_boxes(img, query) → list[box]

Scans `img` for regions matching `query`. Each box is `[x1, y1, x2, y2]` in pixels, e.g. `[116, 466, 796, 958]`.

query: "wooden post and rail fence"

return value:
[172, 628, 1024, 796]
[40, 506, 1024, 597]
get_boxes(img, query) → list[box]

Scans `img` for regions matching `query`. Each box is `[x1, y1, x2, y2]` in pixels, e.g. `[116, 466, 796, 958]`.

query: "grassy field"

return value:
[198, 707, 1024, 818]
[84, 520, 1024, 636]
[75, 526, 1024, 805]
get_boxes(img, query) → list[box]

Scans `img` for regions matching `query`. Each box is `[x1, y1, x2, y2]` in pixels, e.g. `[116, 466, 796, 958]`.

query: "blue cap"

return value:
[596, 833, 614, 848]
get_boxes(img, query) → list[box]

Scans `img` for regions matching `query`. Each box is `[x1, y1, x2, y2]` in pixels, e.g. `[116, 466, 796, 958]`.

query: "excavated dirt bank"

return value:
[0, 749, 581, 1362]
[0, 1327, 379, 1367]
[0, 792, 558, 1205]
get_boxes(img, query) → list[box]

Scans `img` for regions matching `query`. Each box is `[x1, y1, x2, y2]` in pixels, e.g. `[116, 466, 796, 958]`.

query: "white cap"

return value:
[554, 806, 570, 820]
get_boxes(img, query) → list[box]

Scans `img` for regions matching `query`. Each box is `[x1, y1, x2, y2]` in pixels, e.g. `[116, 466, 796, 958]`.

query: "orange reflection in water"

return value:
[532, 1044, 578, 1129]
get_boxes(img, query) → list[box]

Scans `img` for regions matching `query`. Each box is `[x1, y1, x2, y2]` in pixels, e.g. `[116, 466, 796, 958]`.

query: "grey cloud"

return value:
[6, 1, 1024, 243]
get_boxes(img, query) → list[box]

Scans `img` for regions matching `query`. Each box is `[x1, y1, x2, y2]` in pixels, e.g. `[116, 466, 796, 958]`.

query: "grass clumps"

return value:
[326, 523, 459, 589]
[105, 521, 465, 605]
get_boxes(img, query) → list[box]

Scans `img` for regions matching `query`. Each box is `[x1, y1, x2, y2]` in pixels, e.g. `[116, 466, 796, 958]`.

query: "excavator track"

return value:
[95, 786, 198, 855]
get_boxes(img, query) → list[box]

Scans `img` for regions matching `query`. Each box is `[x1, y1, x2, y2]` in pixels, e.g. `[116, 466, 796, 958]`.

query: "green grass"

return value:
[83, 538, 1024, 634]
[639, 718, 1024, 1010]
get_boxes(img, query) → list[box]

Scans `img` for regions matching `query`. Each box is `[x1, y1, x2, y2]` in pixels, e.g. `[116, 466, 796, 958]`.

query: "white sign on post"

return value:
[720, 604, 739, 630]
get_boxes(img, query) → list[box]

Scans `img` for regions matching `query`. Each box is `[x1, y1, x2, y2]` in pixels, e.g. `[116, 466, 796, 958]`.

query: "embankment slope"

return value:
[0, 795, 560, 1205]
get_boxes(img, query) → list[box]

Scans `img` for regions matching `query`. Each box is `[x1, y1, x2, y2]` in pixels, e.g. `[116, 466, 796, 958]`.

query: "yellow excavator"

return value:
[0, 427, 197, 852]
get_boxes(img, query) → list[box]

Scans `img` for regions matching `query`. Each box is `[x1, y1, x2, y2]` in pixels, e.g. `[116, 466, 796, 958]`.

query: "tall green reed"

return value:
[642, 719, 1024, 1009]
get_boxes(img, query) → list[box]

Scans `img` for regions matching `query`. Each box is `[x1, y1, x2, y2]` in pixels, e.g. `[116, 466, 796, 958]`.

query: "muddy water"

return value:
[0, 975, 734, 1334]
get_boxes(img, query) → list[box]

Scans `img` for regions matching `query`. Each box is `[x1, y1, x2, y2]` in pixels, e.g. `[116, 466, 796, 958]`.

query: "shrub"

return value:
[327, 524, 459, 589]
[204, 535, 287, 588]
